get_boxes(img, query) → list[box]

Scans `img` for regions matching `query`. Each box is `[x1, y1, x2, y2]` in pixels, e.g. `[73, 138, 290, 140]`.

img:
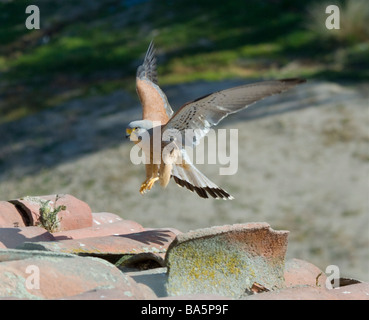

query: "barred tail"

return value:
[171, 164, 234, 200]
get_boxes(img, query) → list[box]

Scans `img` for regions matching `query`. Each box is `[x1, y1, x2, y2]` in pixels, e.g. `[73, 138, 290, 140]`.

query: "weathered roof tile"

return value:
[244, 282, 369, 300]
[284, 258, 327, 287]
[0, 248, 154, 300]
[9, 194, 92, 231]
[165, 223, 289, 298]
[18, 229, 177, 267]
[53, 219, 145, 240]
[92, 212, 123, 226]
[0, 201, 26, 228]
[0, 227, 55, 249]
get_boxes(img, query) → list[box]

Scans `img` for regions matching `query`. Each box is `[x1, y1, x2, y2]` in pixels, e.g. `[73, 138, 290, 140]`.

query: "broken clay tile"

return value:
[92, 212, 123, 226]
[284, 258, 327, 288]
[0, 201, 26, 228]
[0, 227, 55, 249]
[9, 194, 92, 232]
[18, 229, 177, 264]
[165, 223, 289, 298]
[0, 250, 150, 300]
[53, 219, 145, 240]
[244, 282, 369, 300]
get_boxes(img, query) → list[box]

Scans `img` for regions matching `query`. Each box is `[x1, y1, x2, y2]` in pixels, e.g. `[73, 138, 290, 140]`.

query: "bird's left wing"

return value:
[136, 41, 173, 124]
[164, 78, 305, 146]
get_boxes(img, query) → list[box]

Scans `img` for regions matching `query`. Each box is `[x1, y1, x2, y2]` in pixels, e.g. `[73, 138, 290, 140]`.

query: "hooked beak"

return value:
[126, 128, 133, 139]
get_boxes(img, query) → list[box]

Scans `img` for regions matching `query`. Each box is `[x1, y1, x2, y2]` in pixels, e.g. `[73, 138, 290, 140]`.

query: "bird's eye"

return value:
[134, 127, 138, 130]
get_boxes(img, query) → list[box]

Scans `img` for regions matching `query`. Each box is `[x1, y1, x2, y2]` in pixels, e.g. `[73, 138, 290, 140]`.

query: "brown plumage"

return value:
[136, 41, 172, 125]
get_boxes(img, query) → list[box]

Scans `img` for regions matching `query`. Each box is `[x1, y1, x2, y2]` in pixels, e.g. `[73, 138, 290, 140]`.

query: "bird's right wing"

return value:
[164, 78, 306, 146]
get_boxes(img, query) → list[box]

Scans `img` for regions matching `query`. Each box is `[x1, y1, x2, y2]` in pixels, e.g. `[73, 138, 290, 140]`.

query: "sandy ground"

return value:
[1, 80, 368, 281]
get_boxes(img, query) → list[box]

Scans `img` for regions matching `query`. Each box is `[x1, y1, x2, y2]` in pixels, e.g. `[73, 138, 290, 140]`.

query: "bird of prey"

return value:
[126, 41, 305, 199]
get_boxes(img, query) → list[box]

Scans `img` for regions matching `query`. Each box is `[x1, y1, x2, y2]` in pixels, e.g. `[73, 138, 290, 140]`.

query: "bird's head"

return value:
[125, 120, 154, 142]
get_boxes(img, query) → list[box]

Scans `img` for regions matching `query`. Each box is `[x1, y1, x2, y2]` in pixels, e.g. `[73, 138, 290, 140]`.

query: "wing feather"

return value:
[136, 41, 174, 124]
[164, 78, 305, 146]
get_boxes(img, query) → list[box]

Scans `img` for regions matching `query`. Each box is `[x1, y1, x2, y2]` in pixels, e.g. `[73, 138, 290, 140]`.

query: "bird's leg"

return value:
[140, 164, 159, 194]
[159, 146, 180, 188]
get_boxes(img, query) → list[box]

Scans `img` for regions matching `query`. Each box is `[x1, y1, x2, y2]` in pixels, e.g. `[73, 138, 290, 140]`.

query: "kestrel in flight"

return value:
[126, 41, 305, 199]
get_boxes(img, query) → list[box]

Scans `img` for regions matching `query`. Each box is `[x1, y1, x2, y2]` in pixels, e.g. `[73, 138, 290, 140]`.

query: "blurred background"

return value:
[0, 0, 368, 280]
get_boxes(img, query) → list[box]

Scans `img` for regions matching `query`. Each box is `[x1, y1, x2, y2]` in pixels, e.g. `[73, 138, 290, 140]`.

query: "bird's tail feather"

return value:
[171, 164, 234, 200]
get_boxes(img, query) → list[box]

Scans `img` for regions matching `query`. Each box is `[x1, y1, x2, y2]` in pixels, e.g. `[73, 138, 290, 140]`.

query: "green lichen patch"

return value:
[166, 236, 285, 298]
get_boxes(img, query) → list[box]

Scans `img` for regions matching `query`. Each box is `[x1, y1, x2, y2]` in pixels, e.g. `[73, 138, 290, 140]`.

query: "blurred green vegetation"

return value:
[0, 0, 368, 123]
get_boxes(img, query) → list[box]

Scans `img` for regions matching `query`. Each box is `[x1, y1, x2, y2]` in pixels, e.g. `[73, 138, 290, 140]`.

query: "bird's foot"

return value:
[140, 177, 159, 194]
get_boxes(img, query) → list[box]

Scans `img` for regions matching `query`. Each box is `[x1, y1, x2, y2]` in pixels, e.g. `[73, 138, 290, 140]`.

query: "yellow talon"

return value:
[147, 177, 159, 190]
[139, 184, 146, 194]
[140, 177, 159, 194]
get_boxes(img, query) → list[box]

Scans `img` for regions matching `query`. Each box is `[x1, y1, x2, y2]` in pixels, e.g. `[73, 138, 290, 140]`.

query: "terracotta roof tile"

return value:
[18, 229, 177, 266]
[0, 248, 154, 299]
[61, 285, 156, 300]
[53, 219, 145, 240]
[284, 258, 327, 287]
[165, 223, 289, 298]
[92, 212, 123, 225]
[0, 227, 55, 249]
[0, 201, 26, 228]
[244, 282, 369, 300]
[9, 194, 92, 231]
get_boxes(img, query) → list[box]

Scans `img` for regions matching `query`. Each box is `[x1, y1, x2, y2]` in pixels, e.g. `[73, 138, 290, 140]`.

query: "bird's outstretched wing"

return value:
[164, 78, 306, 146]
[136, 41, 174, 124]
